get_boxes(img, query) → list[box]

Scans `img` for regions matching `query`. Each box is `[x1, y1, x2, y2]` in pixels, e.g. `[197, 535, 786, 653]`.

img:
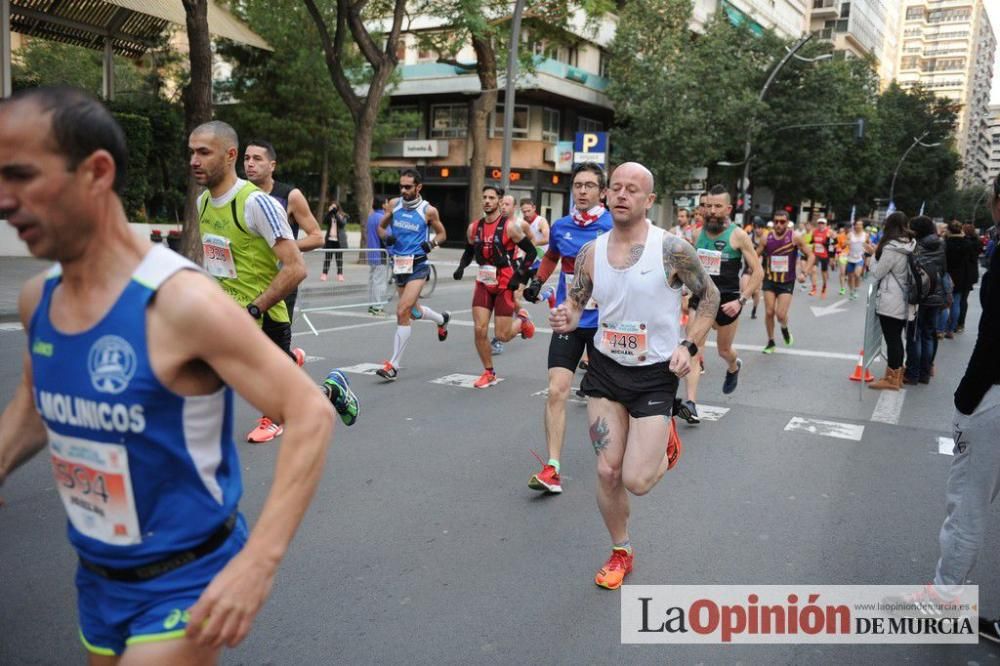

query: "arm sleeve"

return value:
[245, 192, 295, 247]
[457, 244, 475, 271]
[955, 253, 1000, 414]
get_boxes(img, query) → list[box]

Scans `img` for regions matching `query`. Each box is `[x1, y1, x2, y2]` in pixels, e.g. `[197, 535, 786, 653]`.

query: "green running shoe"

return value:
[762, 340, 776, 354]
[323, 369, 359, 426]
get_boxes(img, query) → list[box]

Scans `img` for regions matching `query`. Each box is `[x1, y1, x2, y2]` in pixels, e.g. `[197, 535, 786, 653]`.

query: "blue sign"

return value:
[573, 132, 608, 167]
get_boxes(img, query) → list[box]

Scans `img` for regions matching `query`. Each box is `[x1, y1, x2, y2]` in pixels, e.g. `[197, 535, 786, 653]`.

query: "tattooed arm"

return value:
[549, 240, 595, 334]
[663, 232, 719, 352]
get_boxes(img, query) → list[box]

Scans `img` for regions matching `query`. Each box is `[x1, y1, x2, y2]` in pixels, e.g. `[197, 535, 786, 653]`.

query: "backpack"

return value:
[904, 252, 937, 306]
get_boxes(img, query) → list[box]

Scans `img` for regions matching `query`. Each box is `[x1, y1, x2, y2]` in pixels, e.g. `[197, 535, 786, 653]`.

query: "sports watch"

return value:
[247, 303, 263, 319]
[738, 294, 749, 306]
[679, 339, 698, 357]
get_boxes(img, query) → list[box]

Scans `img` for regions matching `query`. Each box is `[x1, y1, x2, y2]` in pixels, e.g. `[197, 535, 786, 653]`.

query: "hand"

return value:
[420, 240, 433, 254]
[185, 550, 276, 649]
[549, 303, 572, 333]
[797, 273, 806, 283]
[720, 299, 742, 317]
[453, 266, 464, 281]
[523, 278, 543, 303]
[384, 234, 396, 247]
[669, 345, 693, 378]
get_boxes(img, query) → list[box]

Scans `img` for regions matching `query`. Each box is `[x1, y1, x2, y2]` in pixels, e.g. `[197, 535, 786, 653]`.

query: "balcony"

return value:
[811, 0, 839, 19]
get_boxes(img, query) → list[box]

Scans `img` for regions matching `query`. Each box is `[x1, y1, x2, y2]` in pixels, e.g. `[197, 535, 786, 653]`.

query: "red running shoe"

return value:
[595, 548, 634, 590]
[292, 347, 306, 367]
[517, 308, 535, 339]
[473, 369, 498, 389]
[529, 464, 563, 493]
[666, 416, 682, 470]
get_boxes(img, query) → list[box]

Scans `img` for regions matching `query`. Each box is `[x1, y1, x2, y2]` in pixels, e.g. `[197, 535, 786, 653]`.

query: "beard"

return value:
[705, 218, 725, 234]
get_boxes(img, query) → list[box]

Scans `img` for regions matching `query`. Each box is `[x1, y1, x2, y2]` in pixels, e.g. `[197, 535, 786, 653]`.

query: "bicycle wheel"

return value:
[420, 264, 437, 298]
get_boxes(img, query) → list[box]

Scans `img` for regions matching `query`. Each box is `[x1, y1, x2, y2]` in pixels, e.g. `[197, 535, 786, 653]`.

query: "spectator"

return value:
[942, 220, 974, 338]
[868, 212, 914, 391]
[930, 174, 1000, 643]
[321, 201, 346, 282]
[903, 215, 949, 385]
[366, 197, 388, 316]
[960, 223, 982, 332]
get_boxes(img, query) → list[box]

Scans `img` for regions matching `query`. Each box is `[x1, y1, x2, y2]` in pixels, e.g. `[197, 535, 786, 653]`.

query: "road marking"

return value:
[311, 307, 474, 321]
[304, 354, 326, 364]
[430, 373, 504, 389]
[0, 322, 23, 332]
[531, 387, 587, 405]
[809, 298, 849, 318]
[870, 389, 907, 424]
[292, 319, 396, 337]
[937, 437, 955, 456]
[784, 417, 864, 441]
[697, 405, 730, 422]
[339, 363, 385, 375]
[719, 341, 857, 361]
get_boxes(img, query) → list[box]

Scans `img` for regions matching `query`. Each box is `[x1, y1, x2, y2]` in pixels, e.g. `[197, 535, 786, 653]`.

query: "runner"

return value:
[521, 197, 550, 269]
[799, 220, 813, 293]
[741, 217, 766, 319]
[490, 195, 522, 356]
[758, 210, 815, 353]
[835, 224, 849, 295]
[243, 138, 324, 320]
[190, 121, 309, 444]
[0, 86, 339, 663]
[453, 185, 539, 388]
[675, 184, 762, 425]
[375, 169, 449, 381]
[810, 217, 832, 298]
[521, 162, 613, 492]
[845, 219, 873, 300]
[673, 207, 695, 244]
[548, 162, 719, 590]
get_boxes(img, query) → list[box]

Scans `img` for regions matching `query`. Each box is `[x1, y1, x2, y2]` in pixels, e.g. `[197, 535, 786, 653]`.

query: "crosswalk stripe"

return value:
[870, 389, 907, 424]
[784, 417, 864, 441]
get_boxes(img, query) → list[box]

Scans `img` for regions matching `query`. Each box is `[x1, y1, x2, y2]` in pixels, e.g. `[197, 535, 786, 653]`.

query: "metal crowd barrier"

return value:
[860, 281, 884, 399]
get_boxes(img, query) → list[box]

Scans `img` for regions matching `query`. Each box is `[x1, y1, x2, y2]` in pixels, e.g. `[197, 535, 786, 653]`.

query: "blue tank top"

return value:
[550, 210, 614, 329]
[390, 200, 430, 257]
[29, 246, 242, 567]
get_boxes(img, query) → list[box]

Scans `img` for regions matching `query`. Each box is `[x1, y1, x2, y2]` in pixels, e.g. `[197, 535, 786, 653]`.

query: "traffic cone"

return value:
[849, 349, 875, 382]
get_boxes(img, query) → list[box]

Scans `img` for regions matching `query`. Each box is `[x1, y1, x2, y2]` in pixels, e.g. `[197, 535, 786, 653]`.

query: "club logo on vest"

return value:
[88, 335, 137, 395]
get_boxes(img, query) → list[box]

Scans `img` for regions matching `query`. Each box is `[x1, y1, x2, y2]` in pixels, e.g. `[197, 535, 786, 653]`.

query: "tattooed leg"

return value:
[588, 397, 630, 544]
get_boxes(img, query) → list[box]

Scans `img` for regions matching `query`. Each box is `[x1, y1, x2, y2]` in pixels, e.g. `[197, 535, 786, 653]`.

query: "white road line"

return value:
[697, 405, 730, 422]
[0, 322, 24, 332]
[784, 417, 865, 441]
[430, 373, 504, 388]
[340, 363, 385, 375]
[292, 319, 396, 336]
[870, 389, 907, 425]
[718, 341, 858, 361]
[937, 437, 955, 456]
[531, 387, 587, 405]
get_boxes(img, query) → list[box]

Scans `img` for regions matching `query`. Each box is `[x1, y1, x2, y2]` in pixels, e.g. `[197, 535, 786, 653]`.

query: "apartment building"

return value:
[808, 0, 899, 84]
[691, 0, 810, 38]
[988, 102, 1000, 183]
[897, 0, 997, 188]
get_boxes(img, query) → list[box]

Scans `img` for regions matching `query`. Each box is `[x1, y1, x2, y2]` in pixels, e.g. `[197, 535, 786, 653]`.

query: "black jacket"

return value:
[955, 239, 1000, 414]
[916, 234, 947, 308]
[945, 235, 974, 292]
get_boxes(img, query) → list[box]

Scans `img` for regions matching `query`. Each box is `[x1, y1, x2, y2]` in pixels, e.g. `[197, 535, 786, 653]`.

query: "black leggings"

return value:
[262, 312, 294, 360]
[878, 314, 905, 370]
[322, 238, 343, 275]
[957, 288, 971, 328]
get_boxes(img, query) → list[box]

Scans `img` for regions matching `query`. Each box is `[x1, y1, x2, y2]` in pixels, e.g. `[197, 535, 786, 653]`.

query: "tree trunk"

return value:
[468, 34, 498, 224]
[181, 0, 213, 263]
[353, 104, 377, 257]
[316, 139, 330, 222]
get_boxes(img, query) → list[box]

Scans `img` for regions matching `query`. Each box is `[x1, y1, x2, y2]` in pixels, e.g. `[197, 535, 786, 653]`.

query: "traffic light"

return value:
[745, 193, 752, 210]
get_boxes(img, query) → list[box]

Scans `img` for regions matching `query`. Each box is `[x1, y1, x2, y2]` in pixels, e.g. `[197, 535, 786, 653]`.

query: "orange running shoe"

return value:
[473, 369, 498, 389]
[667, 416, 682, 470]
[292, 347, 306, 367]
[595, 548, 634, 590]
[375, 360, 398, 381]
[247, 417, 283, 444]
[529, 464, 563, 493]
[517, 308, 535, 339]
[808, 288, 817, 296]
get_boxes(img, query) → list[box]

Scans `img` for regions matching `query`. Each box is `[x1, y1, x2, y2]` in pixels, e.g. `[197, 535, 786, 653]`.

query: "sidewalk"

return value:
[0, 257, 51, 321]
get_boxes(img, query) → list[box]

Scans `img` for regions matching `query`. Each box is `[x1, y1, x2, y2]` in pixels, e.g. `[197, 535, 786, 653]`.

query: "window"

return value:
[389, 105, 421, 140]
[430, 104, 467, 138]
[598, 50, 609, 78]
[542, 108, 560, 143]
[491, 104, 529, 139]
[905, 7, 924, 20]
[577, 116, 603, 133]
[840, 2, 850, 18]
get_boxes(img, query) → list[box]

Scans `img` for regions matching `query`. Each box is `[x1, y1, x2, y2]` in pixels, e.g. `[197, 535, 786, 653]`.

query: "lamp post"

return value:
[888, 131, 942, 205]
[500, 0, 526, 192]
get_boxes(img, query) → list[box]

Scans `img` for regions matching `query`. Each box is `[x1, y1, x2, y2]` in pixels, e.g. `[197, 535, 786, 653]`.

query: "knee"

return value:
[623, 471, 656, 496]
[548, 377, 571, 403]
[473, 322, 489, 339]
[396, 306, 411, 323]
[496, 323, 515, 342]
[596, 459, 622, 488]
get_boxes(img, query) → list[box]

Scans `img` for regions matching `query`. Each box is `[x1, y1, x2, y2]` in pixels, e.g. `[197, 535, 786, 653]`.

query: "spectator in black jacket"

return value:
[960, 223, 982, 331]
[928, 175, 1000, 643]
[903, 215, 950, 385]
[942, 220, 975, 338]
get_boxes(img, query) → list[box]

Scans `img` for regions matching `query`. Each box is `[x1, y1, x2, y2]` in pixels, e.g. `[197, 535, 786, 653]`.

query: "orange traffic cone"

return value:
[849, 349, 875, 382]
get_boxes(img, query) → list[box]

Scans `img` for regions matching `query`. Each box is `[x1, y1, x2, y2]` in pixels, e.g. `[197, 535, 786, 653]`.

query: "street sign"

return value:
[573, 132, 608, 167]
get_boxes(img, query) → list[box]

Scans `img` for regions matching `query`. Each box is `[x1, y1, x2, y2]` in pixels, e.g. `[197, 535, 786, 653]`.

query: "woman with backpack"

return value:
[869, 212, 915, 391]
[904, 215, 951, 385]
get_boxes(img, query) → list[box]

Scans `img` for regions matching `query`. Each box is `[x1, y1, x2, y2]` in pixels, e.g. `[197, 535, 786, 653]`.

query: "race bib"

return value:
[696, 248, 722, 276]
[814, 242, 827, 256]
[599, 320, 648, 365]
[477, 264, 499, 286]
[770, 255, 790, 273]
[49, 433, 141, 546]
[563, 273, 597, 309]
[202, 234, 237, 279]
[393, 255, 414, 275]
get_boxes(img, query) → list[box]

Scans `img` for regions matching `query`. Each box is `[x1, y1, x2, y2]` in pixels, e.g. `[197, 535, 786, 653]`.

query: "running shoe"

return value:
[292, 347, 306, 367]
[722, 358, 742, 395]
[980, 617, 1000, 644]
[322, 369, 360, 426]
[491, 338, 504, 355]
[594, 548, 634, 590]
[247, 417, 283, 444]
[762, 340, 776, 354]
[675, 399, 700, 425]
[883, 584, 961, 619]
[782, 329, 794, 346]
[699, 358, 706, 375]
[750, 305, 757, 319]
[578, 359, 589, 371]
[337, 274, 345, 282]
[474, 369, 498, 389]
[666, 416, 682, 470]
[375, 360, 398, 381]
[839, 287, 846, 296]
[576, 387, 586, 399]
[517, 308, 535, 339]
[821, 286, 827, 299]
[437, 311, 450, 342]
[528, 464, 563, 493]
[808, 288, 817, 296]
[320, 273, 328, 281]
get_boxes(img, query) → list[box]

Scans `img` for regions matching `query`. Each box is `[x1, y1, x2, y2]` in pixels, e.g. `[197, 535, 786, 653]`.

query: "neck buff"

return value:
[401, 194, 424, 210]
[572, 204, 606, 226]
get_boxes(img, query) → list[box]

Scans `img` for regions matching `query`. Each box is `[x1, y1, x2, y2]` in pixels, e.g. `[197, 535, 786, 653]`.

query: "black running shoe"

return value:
[675, 399, 700, 425]
[438, 311, 450, 342]
[722, 358, 742, 395]
[578, 359, 589, 371]
[375, 361, 398, 381]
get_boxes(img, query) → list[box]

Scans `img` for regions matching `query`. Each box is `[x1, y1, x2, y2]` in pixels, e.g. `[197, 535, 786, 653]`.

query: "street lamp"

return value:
[500, 0, 527, 191]
[888, 130, 943, 205]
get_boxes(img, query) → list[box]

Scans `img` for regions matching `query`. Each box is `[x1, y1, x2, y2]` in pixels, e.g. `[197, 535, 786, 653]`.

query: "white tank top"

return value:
[591, 223, 682, 366]
[529, 216, 548, 254]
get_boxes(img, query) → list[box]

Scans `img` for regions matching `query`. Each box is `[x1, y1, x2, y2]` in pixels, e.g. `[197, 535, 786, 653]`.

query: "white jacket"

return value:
[873, 239, 917, 321]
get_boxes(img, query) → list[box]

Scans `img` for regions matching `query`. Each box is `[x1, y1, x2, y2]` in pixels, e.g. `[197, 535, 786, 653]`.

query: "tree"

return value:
[303, 0, 408, 236]
[181, 0, 214, 262]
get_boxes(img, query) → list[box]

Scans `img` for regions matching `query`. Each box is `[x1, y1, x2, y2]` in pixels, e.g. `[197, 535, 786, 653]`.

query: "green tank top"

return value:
[198, 181, 289, 324]
[694, 222, 742, 292]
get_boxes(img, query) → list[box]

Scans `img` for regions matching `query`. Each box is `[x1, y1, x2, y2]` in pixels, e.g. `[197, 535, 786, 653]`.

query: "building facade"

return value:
[692, 0, 810, 39]
[897, 0, 997, 188]
[988, 103, 1000, 183]
[808, 0, 898, 84]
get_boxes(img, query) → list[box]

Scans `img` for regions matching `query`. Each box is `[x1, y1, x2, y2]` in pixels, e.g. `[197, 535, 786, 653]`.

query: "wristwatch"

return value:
[679, 339, 698, 356]
[738, 294, 748, 306]
[247, 303, 263, 319]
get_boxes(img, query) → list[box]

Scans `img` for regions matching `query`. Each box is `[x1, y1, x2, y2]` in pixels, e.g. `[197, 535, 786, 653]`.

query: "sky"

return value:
[990, 2, 1000, 105]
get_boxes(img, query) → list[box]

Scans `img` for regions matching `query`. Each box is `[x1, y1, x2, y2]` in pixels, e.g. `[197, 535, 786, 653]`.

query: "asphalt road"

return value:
[2, 265, 999, 665]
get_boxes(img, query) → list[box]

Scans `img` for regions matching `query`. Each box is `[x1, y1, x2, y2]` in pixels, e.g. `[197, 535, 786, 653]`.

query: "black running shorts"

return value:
[687, 290, 741, 327]
[548, 327, 596, 371]
[580, 349, 679, 418]
[763, 280, 795, 295]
